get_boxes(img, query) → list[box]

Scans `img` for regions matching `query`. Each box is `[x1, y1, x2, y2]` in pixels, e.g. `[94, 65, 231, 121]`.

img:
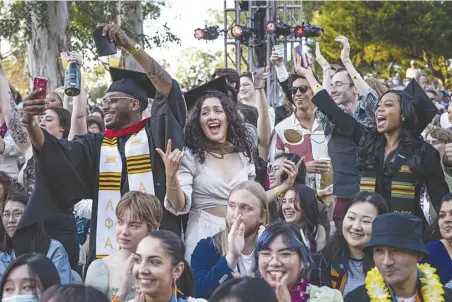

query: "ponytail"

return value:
[177, 259, 194, 297]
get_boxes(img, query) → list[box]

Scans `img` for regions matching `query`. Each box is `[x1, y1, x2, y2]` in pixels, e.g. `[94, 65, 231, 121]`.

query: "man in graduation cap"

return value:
[18, 24, 186, 266]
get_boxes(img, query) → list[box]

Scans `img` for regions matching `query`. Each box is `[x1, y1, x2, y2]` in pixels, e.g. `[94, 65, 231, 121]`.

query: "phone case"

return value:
[33, 77, 48, 100]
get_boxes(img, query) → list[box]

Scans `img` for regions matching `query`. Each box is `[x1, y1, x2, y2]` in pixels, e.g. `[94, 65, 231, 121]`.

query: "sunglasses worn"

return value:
[291, 85, 310, 95]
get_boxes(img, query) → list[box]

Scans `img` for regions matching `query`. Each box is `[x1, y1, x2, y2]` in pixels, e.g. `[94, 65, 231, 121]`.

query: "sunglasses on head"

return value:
[291, 85, 310, 95]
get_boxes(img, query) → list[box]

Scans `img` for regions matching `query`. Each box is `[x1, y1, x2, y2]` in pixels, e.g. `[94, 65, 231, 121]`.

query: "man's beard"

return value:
[244, 220, 261, 239]
[226, 219, 261, 239]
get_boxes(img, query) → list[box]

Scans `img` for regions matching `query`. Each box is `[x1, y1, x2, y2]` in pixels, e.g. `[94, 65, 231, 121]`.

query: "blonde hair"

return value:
[214, 181, 269, 256]
[365, 77, 389, 98]
[425, 126, 452, 144]
[115, 191, 163, 232]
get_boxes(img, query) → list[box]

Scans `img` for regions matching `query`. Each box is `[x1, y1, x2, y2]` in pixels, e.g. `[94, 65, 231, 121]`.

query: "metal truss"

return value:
[223, 0, 304, 107]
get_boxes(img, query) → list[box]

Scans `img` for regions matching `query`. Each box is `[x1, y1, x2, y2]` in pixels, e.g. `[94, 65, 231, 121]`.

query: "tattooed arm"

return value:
[0, 63, 31, 154]
[102, 24, 173, 97]
[134, 51, 172, 97]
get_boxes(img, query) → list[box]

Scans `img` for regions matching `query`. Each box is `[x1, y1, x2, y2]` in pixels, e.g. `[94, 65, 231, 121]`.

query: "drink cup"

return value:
[274, 44, 285, 58]
[60, 52, 69, 69]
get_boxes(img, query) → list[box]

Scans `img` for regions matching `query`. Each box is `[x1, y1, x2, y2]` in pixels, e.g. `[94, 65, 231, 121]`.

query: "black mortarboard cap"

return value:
[108, 67, 156, 108]
[184, 76, 229, 111]
[404, 78, 437, 135]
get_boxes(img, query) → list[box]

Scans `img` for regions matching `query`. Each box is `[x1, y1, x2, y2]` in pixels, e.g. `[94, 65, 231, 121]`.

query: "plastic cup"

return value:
[274, 44, 285, 58]
[92, 26, 117, 57]
[60, 52, 69, 69]
[108, 52, 121, 67]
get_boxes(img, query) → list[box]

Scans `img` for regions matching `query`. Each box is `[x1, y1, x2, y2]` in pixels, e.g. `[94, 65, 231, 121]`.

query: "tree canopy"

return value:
[309, 1, 452, 85]
[0, 1, 179, 58]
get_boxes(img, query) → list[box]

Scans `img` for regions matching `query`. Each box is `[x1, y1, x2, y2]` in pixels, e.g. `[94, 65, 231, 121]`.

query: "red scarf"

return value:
[103, 118, 150, 138]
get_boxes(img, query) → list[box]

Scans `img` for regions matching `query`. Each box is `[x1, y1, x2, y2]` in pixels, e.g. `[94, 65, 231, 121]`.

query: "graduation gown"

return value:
[15, 79, 186, 267]
[313, 89, 448, 219]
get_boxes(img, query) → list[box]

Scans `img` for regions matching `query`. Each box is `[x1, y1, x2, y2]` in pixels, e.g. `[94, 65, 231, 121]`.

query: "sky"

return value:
[143, 0, 228, 76]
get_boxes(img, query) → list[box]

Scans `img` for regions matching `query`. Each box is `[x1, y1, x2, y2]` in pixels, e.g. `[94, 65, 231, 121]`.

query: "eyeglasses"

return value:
[257, 251, 296, 264]
[1, 211, 24, 220]
[330, 81, 352, 89]
[291, 85, 310, 95]
[267, 165, 281, 175]
[100, 96, 137, 107]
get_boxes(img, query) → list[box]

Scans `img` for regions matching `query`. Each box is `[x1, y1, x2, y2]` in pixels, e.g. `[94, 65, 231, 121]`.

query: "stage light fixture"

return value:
[193, 26, 220, 41]
[294, 25, 304, 38]
[302, 24, 324, 38]
[231, 25, 254, 40]
[265, 21, 292, 36]
[266, 21, 324, 39]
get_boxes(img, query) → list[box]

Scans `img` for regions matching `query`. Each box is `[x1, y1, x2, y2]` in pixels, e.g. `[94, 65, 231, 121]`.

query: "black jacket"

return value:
[313, 89, 448, 216]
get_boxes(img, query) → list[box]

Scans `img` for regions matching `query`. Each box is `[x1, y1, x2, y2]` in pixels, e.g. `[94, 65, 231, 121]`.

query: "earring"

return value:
[402, 116, 406, 122]
[173, 278, 178, 300]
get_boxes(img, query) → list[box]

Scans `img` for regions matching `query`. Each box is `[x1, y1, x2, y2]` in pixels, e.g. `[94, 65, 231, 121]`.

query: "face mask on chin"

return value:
[2, 295, 39, 302]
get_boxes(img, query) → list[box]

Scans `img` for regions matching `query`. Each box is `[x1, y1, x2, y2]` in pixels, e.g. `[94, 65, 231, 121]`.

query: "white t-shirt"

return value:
[234, 252, 255, 276]
[396, 295, 416, 302]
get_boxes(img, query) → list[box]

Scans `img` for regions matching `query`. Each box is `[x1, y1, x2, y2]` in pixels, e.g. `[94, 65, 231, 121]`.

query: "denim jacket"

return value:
[0, 239, 72, 284]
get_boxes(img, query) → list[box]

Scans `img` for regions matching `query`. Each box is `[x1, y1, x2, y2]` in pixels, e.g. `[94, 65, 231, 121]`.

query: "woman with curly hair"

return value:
[158, 77, 256, 262]
[299, 64, 448, 223]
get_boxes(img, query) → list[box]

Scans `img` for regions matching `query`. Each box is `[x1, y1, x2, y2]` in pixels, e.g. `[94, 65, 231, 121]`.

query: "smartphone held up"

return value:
[32, 77, 48, 100]
[293, 45, 309, 68]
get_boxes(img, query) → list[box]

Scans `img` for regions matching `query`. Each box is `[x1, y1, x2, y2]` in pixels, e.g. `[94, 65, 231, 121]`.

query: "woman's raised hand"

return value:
[270, 48, 283, 67]
[276, 274, 291, 302]
[335, 35, 351, 63]
[281, 157, 304, 190]
[156, 139, 184, 178]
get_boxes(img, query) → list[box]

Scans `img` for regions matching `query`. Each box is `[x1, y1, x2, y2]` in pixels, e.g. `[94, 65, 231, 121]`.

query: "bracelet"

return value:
[272, 187, 283, 198]
[128, 43, 142, 56]
[167, 187, 179, 190]
[313, 84, 323, 95]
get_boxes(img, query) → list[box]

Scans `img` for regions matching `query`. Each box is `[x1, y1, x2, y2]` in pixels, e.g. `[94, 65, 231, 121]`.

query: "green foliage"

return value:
[175, 48, 223, 88]
[309, 1, 452, 84]
[0, 1, 180, 59]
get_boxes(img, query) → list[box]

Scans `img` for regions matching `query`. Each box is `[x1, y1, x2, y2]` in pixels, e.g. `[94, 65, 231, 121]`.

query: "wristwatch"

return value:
[128, 43, 142, 56]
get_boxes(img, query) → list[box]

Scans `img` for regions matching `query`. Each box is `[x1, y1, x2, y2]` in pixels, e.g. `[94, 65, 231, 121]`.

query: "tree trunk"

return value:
[27, 1, 70, 93]
[118, 1, 144, 72]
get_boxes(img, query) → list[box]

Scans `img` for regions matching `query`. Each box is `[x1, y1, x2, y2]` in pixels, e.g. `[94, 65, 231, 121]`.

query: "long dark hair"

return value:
[0, 253, 60, 299]
[1, 192, 51, 255]
[39, 284, 110, 302]
[209, 277, 277, 302]
[147, 230, 194, 297]
[47, 106, 71, 139]
[425, 192, 452, 242]
[357, 90, 424, 173]
[279, 185, 320, 253]
[0, 172, 24, 204]
[255, 221, 313, 280]
[325, 192, 389, 275]
[184, 90, 253, 164]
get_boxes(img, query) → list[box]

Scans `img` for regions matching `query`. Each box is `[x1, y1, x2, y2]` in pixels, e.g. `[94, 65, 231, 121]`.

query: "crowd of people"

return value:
[0, 24, 451, 301]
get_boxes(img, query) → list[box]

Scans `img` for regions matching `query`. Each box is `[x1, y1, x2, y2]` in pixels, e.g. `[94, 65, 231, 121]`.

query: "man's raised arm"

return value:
[101, 24, 173, 97]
